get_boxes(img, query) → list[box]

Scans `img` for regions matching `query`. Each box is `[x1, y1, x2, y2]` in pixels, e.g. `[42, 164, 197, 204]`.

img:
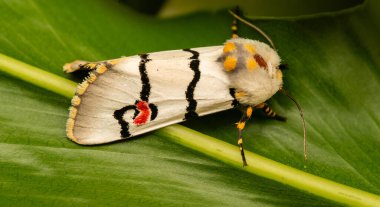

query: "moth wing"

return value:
[67, 46, 236, 145]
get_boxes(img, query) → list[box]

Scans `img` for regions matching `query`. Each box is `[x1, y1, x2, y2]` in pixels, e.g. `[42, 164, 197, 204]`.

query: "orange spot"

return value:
[71, 96, 81, 106]
[69, 107, 78, 119]
[86, 73, 97, 83]
[96, 65, 107, 74]
[223, 42, 236, 54]
[66, 118, 74, 129]
[76, 81, 89, 95]
[246, 58, 257, 71]
[244, 44, 255, 54]
[224, 56, 237, 72]
[232, 34, 238, 38]
[109, 58, 123, 65]
[67, 130, 75, 140]
[236, 122, 245, 130]
[66, 118, 76, 141]
[235, 91, 246, 99]
[63, 63, 74, 73]
[276, 70, 283, 81]
[246, 107, 253, 118]
[86, 63, 97, 69]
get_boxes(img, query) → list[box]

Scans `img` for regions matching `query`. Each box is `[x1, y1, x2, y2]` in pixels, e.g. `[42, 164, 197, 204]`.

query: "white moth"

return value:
[65, 37, 284, 145]
[65, 10, 307, 166]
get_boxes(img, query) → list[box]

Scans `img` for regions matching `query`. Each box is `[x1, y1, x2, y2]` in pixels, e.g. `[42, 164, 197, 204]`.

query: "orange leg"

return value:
[236, 106, 253, 166]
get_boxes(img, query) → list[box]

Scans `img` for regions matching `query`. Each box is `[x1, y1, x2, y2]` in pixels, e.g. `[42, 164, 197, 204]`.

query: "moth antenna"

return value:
[228, 10, 276, 49]
[280, 89, 308, 167]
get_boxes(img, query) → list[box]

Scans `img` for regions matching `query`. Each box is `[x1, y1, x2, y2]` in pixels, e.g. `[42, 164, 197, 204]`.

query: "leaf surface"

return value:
[0, 0, 379, 206]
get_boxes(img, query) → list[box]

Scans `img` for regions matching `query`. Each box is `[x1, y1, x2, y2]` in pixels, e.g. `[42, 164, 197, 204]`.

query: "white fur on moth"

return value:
[65, 37, 283, 145]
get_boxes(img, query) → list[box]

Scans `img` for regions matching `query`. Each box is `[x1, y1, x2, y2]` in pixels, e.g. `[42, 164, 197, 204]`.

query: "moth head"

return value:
[220, 37, 284, 105]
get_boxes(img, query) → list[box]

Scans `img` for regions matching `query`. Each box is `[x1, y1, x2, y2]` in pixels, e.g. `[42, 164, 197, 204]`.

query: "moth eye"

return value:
[279, 63, 289, 70]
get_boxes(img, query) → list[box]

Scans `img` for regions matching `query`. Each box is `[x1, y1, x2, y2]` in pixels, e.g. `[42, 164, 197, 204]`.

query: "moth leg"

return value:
[63, 60, 100, 73]
[236, 105, 253, 166]
[256, 103, 287, 122]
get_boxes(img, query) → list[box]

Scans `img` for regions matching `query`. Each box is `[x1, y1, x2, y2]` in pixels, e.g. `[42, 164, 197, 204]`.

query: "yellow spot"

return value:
[96, 65, 107, 74]
[87, 73, 97, 83]
[66, 118, 74, 129]
[265, 107, 270, 113]
[69, 107, 78, 119]
[244, 44, 255, 54]
[246, 58, 257, 71]
[277, 70, 283, 81]
[238, 138, 243, 145]
[235, 91, 246, 99]
[236, 122, 245, 130]
[109, 58, 123, 65]
[76, 81, 90, 95]
[232, 34, 238, 38]
[231, 25, 237, 31]
[66, 118, 76, 141]
[223, 42, 236, 54]
[246, 107, 253, 118]
[63, 63, 74, 73]
[85, 63, 97, 69]
[71, 96, 81, 106]
[224, 56, 237, 72]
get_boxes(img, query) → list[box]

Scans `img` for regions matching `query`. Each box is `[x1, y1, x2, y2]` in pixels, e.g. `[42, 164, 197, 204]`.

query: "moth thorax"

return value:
[219, 37, 283, 106]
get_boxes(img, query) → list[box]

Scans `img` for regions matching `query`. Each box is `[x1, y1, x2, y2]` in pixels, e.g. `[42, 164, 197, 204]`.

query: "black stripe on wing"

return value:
[139, 53, 152, 102]
[183, 48, 201, 120]
[113, 53, 158, 138]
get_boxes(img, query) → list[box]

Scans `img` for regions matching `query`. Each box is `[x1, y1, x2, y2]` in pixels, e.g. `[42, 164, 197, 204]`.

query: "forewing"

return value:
[68, 46, 236, 145]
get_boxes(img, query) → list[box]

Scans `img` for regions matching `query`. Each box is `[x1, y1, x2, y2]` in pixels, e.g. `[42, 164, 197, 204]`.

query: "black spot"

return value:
[149, 103, 158, 120]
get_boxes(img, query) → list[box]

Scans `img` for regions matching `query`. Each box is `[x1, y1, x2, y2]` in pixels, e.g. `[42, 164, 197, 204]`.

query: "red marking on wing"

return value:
[254, 54, 268, 69]
[133, 101, 151, 125]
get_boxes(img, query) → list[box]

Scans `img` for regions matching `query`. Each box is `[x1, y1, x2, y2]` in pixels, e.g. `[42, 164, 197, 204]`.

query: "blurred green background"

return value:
[0, 0, 379, 206]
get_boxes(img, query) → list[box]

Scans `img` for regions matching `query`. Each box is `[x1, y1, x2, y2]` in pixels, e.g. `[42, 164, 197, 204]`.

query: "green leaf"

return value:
[0, 0, 379, 206]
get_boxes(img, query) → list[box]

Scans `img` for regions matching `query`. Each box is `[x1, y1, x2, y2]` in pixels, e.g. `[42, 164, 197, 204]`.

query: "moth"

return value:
[65, 11, 306, 166]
